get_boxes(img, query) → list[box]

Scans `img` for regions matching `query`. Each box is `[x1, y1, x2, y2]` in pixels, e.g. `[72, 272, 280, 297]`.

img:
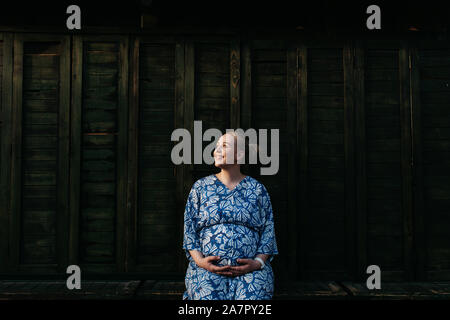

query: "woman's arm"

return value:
[255, 254, 270, 265]
[189, 249, 205, 265]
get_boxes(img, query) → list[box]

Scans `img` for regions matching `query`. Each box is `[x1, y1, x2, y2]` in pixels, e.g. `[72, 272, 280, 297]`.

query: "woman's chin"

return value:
[214, 158, 224, 167]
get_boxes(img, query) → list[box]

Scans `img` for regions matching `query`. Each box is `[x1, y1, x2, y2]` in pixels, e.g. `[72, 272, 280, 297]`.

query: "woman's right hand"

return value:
[196, 256, 233, 277]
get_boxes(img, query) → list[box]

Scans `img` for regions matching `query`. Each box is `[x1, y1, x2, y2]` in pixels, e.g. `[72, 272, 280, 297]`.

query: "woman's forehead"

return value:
[217, 133, 235, 144]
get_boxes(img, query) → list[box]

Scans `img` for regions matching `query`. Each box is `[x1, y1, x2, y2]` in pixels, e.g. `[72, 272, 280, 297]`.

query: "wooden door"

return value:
[8, 34, 70, 273]
[70, 35, 129, 273]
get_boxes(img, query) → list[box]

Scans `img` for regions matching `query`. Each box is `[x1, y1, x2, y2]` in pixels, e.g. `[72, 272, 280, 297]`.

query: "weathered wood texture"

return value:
[7, 35, 70, 274]
[137, 41, 178, 272]
[250, 39, 289, 281]
[75, 37, 129, 274]
[192, 41, 231, 181]
[0, 36, 6, 272]
[80, 41, 120, 268]
[417, 45, 450, 281]
[303, 46, 349, 280]
[1, 32, 450, 282]
[364, 46, 405, 280]
[0, 280, 141, 299]
[2, 280, 449, 300]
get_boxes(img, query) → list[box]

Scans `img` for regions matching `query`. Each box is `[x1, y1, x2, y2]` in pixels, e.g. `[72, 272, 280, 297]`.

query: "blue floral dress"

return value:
[182, 174, 278, 300]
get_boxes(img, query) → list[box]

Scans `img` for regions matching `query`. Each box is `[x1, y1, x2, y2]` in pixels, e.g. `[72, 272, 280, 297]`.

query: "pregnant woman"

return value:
[182, 131, 278, 300]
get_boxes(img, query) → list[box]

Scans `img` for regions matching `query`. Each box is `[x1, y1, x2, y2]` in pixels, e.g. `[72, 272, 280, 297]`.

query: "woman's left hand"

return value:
[229, 258, 261, 277]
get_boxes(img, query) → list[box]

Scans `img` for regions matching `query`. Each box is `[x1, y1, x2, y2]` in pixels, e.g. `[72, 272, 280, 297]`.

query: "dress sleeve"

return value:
[182, 184, 202, 261]
[256, 185, 279, 262]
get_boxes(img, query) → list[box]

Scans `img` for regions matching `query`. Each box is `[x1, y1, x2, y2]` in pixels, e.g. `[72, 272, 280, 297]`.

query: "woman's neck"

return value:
[216, 166, 245, 183]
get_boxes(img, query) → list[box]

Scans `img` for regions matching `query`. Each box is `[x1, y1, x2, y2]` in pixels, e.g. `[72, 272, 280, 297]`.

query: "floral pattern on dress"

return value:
[182, 174, 278, 300]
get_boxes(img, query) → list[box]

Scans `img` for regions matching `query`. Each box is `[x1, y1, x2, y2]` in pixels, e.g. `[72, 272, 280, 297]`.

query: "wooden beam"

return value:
[399, 42, 414, 281]
[230, 38, 240, 129]
[182, 40, 195, 273]
[0, 33, 13, 273]
[126, 36, 140, 273]
[354, 40, 367, 281]
[184, 41, 195, 199]
[240, 37, 252, 175]
[56, 35, 71, 272]
[410, 44, 426, 281]
[9, 35, 24, 272]
[343, 42, 356, 279]
[286, 43, 298, 280]
[297, 45, 308, 280]
[116, 36, 129, 273]
[69, 35, 82, 266]
[174, 38, 186, 274]
[240, 38, 252, 131]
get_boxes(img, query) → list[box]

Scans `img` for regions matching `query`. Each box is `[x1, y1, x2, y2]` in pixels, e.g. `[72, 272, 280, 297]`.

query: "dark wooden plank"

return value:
[343, 43, 356, 279]
[138, 40, 178, 272]
[410, 46, 427, 281]
[0, 37, 4, 269]
[56, 36, 70, 272]
[298, 45, 308, 279]
[399, 43, 414, 281]
[240, 39, 252, 173]
[10, 37, 24, 271]
[286, 43, 298, 280]
[79, 38, 121, 270]
[0, 33, 13, 273]
[230, 38, 240, 129]
[69, 35, 82, 266]
[184, 41, 195, 209]
[126, 37, 139, 273]
[116, 37, 129, 273]
[274, 281, 347, 300]
[135, 280, 185, 299]
[136, 43, 180, 273]
[174, 39, 185, 274]
[354, 41, 367, 281]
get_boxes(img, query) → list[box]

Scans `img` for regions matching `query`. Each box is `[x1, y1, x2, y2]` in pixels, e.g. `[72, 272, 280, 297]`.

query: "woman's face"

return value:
[213, 134, 238, 167]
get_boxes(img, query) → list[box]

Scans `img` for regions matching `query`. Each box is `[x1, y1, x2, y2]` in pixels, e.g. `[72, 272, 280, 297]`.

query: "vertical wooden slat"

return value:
[410, 45, 426, 281]
[184, 41, 195, 203]
[240, 39, 252, 175]
[297, 45, 308, 279]
[399, 42, 414, 281]
[69, 35, 82, 266]
[0, 33, 4, 272]
[116, 37, 129, 273]
[126, 36, 139, 272]
[0, 33, 13, 273]
[286, 43, 298, 280]
[230, 38, 240, 129]
[56, 36, 71, 272]
[343, 43, 356, 279]
[10, 36, 23, 271]
[175, 39, 186, 273]
[354, 41, 367, 281]
[240, 39, 252, 130]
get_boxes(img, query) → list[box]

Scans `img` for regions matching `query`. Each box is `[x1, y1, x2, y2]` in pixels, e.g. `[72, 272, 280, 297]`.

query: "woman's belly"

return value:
[200, 223, 260, 266]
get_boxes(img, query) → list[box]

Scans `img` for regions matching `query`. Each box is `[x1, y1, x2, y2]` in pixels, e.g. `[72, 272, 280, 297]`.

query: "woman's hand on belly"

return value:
[196, 255, 234, 277]
[229, 258, 263, 277]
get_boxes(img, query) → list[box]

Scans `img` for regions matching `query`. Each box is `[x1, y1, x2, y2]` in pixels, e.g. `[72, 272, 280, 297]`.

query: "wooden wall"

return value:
[0, 31, 449, 282]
